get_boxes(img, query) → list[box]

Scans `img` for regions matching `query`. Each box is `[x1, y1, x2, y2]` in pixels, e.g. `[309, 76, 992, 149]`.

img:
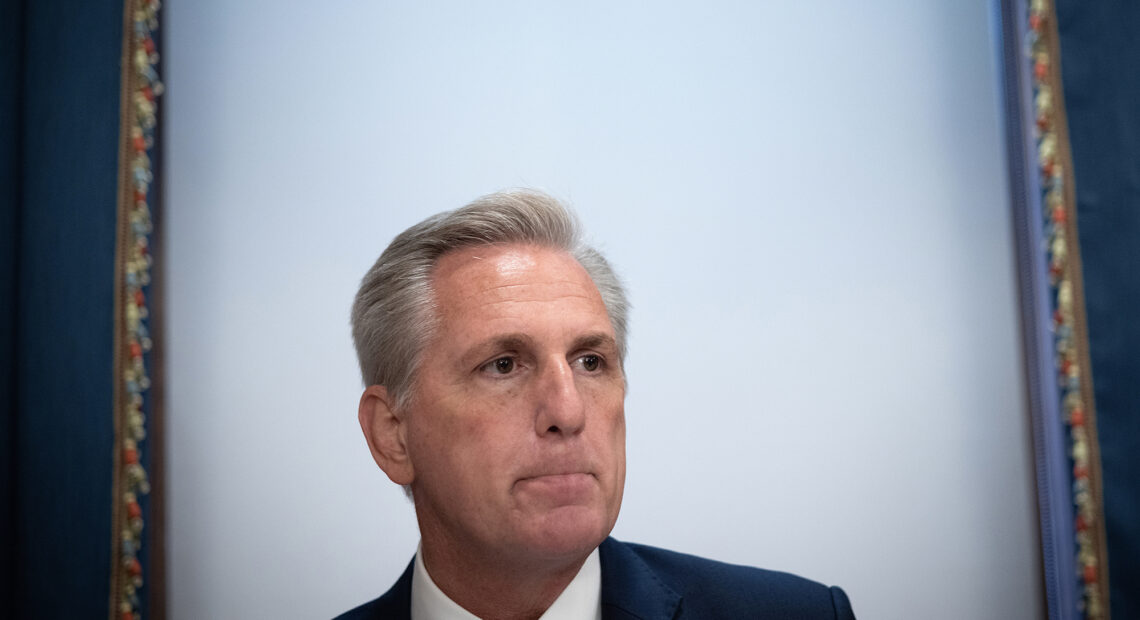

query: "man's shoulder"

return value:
[332, 560, 413, 620]
[333, 596, 394, 620]
[615, 538, 826, 589]
[600, 538, 854, 619]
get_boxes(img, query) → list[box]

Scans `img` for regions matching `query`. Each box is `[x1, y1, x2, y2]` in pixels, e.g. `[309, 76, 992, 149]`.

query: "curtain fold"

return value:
[1, 0, 25, 614]
[1054, 2, 1140, 619]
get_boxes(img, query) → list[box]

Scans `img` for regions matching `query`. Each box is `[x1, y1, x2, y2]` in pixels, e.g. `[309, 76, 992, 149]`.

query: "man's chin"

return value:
[512, 506, 614, 561]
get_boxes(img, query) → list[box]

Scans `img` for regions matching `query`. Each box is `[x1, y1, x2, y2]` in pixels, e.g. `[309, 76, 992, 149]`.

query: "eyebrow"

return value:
[570, 332, 618, 354]
[458, 334, 534, 369]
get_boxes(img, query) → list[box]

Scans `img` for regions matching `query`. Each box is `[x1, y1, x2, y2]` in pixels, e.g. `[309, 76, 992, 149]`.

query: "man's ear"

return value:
[358, 385, 415, 486]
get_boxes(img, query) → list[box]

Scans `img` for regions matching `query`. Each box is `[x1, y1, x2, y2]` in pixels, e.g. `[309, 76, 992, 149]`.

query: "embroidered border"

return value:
[112, 1, 162, 619]
[1026, 1, 1110, 617]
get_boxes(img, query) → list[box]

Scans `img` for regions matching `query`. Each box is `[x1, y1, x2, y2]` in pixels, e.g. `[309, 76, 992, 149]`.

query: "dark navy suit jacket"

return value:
[335, 537, 855, 619]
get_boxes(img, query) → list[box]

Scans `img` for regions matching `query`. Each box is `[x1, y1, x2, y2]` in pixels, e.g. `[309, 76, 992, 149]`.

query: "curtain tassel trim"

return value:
[1027, 1, 1110, 617]
[114, 1, 162, 619]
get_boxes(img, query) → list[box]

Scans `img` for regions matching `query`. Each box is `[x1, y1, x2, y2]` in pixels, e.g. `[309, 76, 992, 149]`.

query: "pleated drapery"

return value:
[1004, 0, 1139, 618]
[1, 1, 164, 618]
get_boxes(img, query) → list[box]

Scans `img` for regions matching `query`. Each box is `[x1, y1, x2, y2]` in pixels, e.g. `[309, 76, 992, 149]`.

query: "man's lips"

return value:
[518, 470, 595, 482]
[514, 472, 597, 500]
[516, 458, 597, 482]
[518, 472, 595, 484]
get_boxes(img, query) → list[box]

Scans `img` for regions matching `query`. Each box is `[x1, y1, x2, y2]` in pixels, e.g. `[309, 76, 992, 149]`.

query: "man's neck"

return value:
[418, 537, 592, 620]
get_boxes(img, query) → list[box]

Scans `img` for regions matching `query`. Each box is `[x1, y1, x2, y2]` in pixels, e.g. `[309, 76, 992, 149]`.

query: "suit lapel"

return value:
[598, 538, 682, 620]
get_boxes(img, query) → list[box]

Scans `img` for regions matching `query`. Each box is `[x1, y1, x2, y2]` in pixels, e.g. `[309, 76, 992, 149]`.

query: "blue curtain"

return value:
[1054, 3, 1140, 618]
[2, 0, 158, 617]
[0, 0, 23, 612]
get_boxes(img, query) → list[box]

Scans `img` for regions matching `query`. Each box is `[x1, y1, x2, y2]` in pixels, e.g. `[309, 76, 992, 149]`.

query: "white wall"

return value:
[164, 2, 1042, 619]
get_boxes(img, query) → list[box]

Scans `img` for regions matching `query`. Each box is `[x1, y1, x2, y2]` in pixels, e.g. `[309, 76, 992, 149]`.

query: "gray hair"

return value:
[350, 189, 629, 412]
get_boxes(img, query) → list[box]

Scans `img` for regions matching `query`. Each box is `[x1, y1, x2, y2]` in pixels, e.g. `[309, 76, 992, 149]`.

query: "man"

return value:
[340, 190, 855, 619]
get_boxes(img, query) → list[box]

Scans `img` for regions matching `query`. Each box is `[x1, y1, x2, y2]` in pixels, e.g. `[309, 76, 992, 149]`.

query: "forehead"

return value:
[429, 243, 609, 328]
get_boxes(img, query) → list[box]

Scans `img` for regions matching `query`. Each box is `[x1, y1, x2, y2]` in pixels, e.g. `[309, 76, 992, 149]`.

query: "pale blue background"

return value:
[164, 2, 1041, 618]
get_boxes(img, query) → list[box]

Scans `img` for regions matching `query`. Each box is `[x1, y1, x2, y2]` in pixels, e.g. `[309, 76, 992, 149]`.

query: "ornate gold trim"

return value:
[1029, 1, 1111, 617]
[111, 1, 162, 618]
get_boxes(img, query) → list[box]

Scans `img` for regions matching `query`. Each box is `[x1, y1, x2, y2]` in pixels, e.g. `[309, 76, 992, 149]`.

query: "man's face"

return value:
[404, 243, 626, 566]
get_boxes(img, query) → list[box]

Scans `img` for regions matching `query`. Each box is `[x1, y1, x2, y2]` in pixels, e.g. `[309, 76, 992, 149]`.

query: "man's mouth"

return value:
[514, 472, 596, 501]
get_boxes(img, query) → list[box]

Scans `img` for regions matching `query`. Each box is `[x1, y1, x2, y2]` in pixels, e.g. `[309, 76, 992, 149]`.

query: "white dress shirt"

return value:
[410, 544, 602, 620]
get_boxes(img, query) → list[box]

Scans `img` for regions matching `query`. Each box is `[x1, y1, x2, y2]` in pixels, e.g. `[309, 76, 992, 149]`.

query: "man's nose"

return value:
[534, 358, 586, 437]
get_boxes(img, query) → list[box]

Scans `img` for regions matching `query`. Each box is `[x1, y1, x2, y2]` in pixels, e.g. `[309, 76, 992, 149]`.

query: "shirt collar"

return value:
[410, 543, 602, 620]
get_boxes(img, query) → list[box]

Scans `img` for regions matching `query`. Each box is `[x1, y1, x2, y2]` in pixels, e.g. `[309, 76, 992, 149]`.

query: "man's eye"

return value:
[491, 357, 515, 374]
[580, 355, 600, 372]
